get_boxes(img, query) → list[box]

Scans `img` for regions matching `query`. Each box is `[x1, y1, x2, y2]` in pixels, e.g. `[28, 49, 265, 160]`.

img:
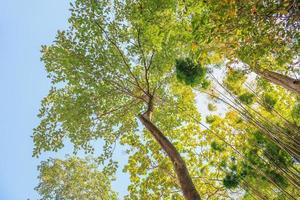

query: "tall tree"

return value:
[34, 0, 202, 199]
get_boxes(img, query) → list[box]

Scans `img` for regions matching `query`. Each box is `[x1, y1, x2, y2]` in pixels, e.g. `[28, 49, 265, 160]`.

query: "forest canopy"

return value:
[34, 0, 300, 199]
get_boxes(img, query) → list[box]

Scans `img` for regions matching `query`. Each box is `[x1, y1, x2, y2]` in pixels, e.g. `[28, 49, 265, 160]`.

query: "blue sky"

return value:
[0, 1, 70, 199]
[0, 1, 129, 199]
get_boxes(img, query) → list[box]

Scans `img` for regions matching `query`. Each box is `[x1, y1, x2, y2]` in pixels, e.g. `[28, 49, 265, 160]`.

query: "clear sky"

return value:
[0, 1, 70, 199]
[0, 1, 126, 199]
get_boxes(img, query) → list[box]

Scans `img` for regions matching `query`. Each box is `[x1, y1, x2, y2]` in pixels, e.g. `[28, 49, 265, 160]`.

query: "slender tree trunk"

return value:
[253, 68, 300, 95]
[138, 114, 201, 200]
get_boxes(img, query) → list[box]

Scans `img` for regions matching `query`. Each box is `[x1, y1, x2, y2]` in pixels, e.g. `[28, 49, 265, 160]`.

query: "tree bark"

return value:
[138, 114, 201, 200]
[253, 68, 300, 95]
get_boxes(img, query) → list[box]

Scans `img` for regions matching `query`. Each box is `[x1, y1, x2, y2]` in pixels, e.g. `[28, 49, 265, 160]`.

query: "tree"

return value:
[203, 110, 300, 199]
[35, 157, 118, 200]
[191, 66, 300, 198]
[34, 0, 300, 199]
[174, 56, 300, 198]
[179, 0, 300, 95]
[34, 0, 203, 199]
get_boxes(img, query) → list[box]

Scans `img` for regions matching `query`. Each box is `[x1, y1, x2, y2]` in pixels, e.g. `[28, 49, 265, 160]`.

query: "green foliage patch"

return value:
[175, 58, 208, 87]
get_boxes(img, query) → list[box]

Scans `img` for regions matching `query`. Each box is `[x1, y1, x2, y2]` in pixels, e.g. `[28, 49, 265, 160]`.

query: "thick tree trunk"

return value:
[138, 114, 201, 200]
[253, 68, 300, 95]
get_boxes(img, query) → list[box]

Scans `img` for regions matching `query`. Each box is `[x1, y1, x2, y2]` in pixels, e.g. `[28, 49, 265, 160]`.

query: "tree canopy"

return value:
[34, 0, 300, 199]
[36, 157, 118, 200]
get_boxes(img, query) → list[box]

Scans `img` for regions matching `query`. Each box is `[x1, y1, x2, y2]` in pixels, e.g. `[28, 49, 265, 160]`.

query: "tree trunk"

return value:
[138, 114, 201, 200]
[253, 68, 300, 95]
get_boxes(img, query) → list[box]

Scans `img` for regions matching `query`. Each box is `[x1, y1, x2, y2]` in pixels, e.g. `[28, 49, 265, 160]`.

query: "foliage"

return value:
[223, 69, 247, 95]
[207, 103, 217, 111]
[34, 0, 300, 199]
[187, 0, 300, 74]
[175, 58, 207, 87]
[262, 93, 277, 111]
[206, 109, 300, 198]
[34, 0, 211, 199]
[291, 103, 300, 122]
[206, 115, 218, 124]
[238, 92, 254, 105]
[210, 140, 225, 152]
[223, 173, 240, 189]
[35, 157, 118, 200]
